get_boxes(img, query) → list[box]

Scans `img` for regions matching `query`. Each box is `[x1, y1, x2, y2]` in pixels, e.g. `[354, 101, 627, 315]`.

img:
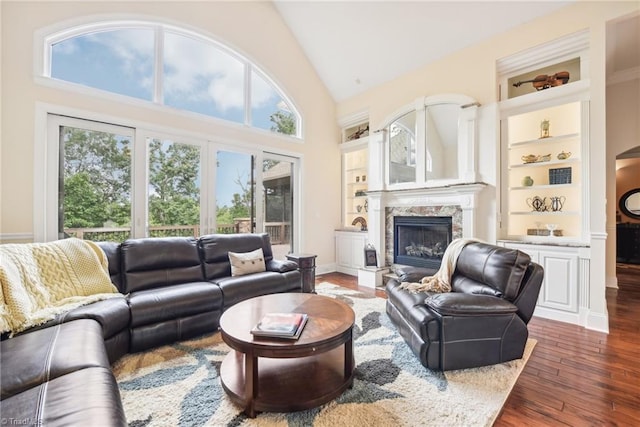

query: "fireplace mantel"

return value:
[365, 182, 487, 267]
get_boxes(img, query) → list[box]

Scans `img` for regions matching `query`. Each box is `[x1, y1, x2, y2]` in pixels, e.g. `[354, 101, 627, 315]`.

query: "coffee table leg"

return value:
[244, 352, 259, 418]
[344, 330, 354, 388]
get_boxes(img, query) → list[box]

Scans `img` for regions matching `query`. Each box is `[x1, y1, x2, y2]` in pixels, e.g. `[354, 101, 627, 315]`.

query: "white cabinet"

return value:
[499, 241, 589, 325]
[536, 250, 579, 313]
[335, 231, 367, 276]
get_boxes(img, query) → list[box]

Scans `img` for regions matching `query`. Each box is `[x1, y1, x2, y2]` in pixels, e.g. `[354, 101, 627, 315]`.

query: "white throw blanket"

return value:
[0, 238, 120, 335]
[398, 238, 481, 293]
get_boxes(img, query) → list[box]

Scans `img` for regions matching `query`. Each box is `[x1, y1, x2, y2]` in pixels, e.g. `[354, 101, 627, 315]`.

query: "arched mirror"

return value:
[425, 103, 459, 180]
[383, 94, 478, 187]
[388, 111, 417, 184]
[619, 188, 640, 219]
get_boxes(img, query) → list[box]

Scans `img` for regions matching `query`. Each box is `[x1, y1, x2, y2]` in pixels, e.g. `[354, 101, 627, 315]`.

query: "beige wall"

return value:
[606, 12, 640, 285]
[336, 1, 639, 331]
[0, 2, 341, 268]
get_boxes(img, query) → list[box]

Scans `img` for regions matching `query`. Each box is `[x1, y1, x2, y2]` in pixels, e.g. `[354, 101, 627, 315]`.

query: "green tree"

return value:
[63, 172, 107, 228]
[61, 128, 131, 229]
[269, 111, 296, 135]
[147, 139, 200, 227]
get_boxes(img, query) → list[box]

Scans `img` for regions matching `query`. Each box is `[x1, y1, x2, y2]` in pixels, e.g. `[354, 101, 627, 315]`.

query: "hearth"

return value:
[393, 216, 452, 269]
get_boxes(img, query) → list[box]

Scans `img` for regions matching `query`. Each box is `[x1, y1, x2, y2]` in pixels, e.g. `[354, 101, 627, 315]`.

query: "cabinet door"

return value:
[350, 235, 366, 269]
[336, 234, 352, 267]
[538, 251, 578, 313]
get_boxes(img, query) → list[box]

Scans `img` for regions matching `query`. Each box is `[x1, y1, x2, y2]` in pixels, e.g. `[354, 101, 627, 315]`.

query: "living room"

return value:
[1, 1, 639, 426]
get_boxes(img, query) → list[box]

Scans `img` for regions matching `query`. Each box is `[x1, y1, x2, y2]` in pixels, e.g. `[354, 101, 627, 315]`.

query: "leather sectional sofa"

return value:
[386, 241, 543, 371]
[1, 233, 303, 426]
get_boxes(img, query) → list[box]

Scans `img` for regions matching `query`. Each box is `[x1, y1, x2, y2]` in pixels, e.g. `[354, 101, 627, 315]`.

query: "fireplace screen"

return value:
[393, 216, 452, 269]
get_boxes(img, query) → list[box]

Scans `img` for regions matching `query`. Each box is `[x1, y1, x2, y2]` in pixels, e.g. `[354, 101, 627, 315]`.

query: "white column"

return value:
[366, 191, 385, 267]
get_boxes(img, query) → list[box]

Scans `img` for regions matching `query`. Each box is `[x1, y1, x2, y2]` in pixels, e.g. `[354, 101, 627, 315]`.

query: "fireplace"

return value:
[393, 216, 452, 269]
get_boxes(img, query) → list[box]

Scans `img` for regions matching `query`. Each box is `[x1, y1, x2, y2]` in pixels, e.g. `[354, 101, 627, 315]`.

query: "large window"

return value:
[43, 114, 299, 259]
[52, 117, 134, 241]
[45, 22, 301, 137]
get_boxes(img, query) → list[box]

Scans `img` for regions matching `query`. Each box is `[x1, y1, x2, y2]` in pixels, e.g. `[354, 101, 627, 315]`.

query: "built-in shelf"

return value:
[509, 211, 580, 216]
[501, 97, 587, 242]
[509, 183, 579, 190]
[509, 132, 579, 148]
[509, 158, 580, 169]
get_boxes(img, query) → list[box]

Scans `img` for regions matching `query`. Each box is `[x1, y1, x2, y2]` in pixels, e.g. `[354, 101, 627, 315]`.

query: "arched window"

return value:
[44, 21, 301, 137]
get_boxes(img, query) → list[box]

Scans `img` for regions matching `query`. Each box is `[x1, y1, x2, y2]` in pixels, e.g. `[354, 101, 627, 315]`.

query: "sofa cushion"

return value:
[62, 296, 131, 339]
[267, 259, 298, 273]
[425, 293, 518, 316]
[229, 248, 266, 276]
[199, 233, 274, 280]
[18, 296, 130, 342]
[393, 265, 438, 283]
[1, 319, 109, 400]
[121, 237, 204, 293]
[451, 275, 504, 297]
[453, 243, 531, 301]
[96, 241, 123, 292]
[128, 282, 223, 328]
[213, 271, 296, 308]
[0, 367, 126, 427]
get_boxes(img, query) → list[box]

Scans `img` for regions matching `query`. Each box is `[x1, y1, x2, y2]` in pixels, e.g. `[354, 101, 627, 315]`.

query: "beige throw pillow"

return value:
[228, 248, 266, 276]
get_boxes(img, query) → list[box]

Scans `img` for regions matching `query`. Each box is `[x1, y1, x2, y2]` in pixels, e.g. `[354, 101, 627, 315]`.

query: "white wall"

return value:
[0, 1, 341, 270]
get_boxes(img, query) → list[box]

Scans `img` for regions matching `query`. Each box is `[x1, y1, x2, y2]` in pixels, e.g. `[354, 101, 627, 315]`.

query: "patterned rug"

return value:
[112, 282, 535, 427]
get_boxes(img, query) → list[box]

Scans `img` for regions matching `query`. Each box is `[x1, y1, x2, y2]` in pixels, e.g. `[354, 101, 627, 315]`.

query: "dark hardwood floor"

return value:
[316, 264, 640, 426]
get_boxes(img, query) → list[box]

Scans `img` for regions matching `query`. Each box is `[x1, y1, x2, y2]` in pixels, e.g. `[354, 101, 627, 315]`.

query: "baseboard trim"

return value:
[586, 310, 610, 334]
[0, 233, 34, 242]
[316, 263, 336, 276]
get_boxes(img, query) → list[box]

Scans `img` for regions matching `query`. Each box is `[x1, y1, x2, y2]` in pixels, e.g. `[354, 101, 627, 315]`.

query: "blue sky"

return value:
[216, 151, 252, 208]
[51, 27, 290, 131]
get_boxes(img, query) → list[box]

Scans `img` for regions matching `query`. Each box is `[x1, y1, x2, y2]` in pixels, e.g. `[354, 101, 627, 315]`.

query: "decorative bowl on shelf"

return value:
[546, 223, 559, 236]
[538, 153, 552, 162]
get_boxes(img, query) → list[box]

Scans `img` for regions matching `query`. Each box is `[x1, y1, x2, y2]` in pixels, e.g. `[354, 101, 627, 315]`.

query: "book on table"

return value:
[251, 312, 308, 339]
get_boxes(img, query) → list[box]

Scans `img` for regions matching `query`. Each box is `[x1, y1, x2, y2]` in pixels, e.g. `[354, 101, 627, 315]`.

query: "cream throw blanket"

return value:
[399, 238, 481, 293]
[0, 238, 120, 336]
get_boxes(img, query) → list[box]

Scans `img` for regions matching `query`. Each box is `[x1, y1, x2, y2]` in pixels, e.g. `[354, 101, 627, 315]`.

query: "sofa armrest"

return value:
[425, 293, 518, 316]
[266, 259, 298, 273]
[393, 265, 438, 283]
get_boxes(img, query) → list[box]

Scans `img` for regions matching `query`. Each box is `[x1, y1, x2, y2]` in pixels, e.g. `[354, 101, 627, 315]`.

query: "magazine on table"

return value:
[251, 312, 308, 339]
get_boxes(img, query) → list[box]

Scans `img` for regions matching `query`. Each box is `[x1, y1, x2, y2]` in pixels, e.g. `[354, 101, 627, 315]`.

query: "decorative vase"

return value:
[522, 176, 534, 186]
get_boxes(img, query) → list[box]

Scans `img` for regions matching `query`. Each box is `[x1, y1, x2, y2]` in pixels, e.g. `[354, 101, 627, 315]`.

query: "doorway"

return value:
[615, 148, 640, 268]
[215, 150, 297, 259]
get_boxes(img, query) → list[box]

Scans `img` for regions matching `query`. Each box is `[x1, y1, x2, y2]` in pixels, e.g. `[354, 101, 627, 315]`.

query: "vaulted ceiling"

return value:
[273, 1, 574, 102]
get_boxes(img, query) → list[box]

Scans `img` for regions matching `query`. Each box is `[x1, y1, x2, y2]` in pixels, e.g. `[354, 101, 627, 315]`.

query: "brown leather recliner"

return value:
[386, 241, 543, 371]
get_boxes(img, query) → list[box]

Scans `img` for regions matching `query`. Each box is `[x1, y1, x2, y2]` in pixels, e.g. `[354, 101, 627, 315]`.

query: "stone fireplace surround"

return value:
[366, 183, 487, 269]
[387, 206, 460, 268]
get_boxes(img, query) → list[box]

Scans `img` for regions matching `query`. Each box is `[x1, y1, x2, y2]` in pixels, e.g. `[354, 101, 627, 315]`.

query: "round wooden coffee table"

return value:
[219, 293, 355, 418]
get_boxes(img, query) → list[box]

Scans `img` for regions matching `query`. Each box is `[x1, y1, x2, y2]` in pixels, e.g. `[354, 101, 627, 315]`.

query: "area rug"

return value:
[112, 283, 535, 427]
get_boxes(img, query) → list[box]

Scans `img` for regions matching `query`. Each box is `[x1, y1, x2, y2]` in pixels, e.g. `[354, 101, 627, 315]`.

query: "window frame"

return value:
[37, 19, 302, 139]
[36, 106, 302, 252]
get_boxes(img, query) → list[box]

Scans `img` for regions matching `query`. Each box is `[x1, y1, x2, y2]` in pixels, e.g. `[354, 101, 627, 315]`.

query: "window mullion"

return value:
[154, 26, 164, 104]
[245, 63, 251, 126]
